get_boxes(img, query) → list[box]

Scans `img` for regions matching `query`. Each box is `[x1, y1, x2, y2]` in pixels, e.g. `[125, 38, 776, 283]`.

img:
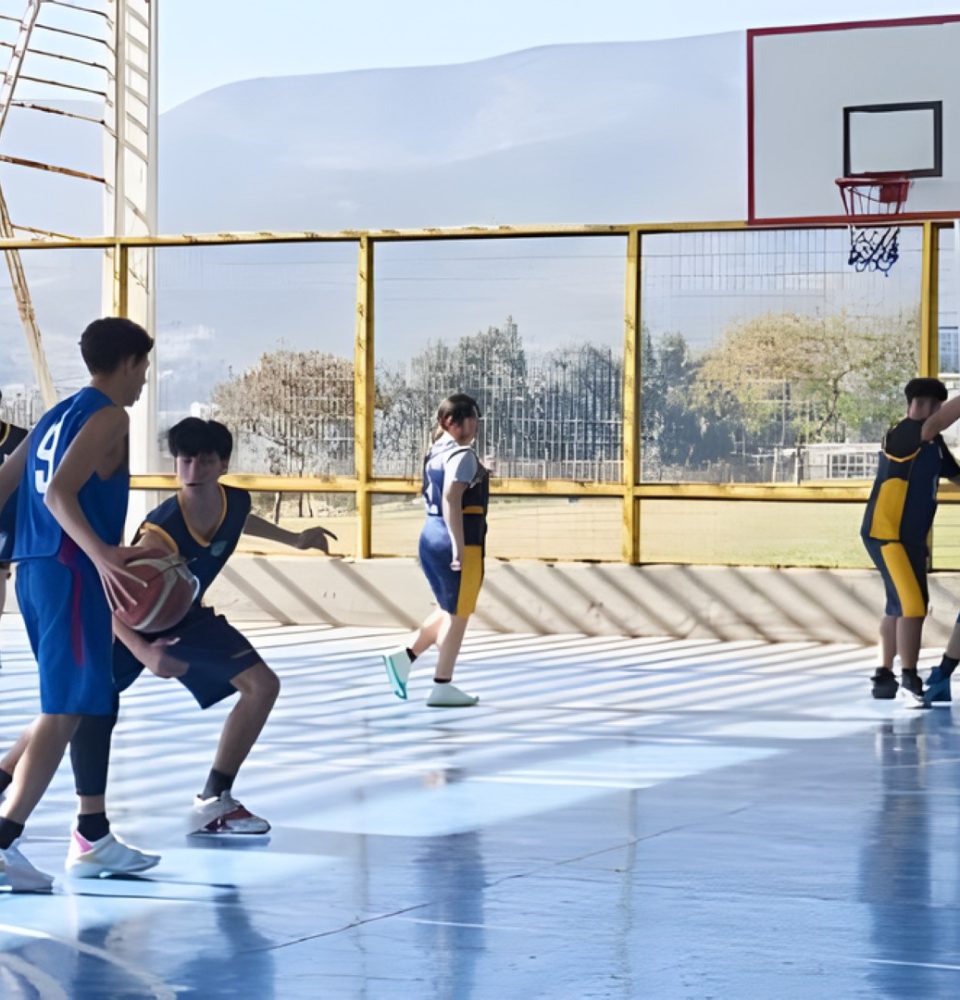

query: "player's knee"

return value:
[260, 667, 281, 705]
[235, 662, 280, 705]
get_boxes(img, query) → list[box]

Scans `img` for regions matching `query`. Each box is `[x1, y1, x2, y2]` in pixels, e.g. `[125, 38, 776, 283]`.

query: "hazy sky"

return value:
[158, 0, 960, 111]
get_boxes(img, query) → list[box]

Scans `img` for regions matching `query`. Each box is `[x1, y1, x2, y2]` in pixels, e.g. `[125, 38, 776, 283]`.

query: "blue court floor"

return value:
[0, 616, 958, 999]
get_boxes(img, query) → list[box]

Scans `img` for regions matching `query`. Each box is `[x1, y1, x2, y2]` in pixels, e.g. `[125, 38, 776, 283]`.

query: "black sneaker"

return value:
[871, 668, 899, 700]
[900, 670, 923, 701]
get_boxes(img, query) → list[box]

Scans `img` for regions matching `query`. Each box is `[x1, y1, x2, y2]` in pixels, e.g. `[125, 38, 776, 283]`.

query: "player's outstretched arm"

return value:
[0, 429, 32, 511]
[923, 394, 960, 440]
[243, 513, 337, 552]
[44, 406, 143, 610]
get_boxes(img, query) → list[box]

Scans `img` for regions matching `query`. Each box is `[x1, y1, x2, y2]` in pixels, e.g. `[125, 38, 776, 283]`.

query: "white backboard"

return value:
[748, 16, 960, 224]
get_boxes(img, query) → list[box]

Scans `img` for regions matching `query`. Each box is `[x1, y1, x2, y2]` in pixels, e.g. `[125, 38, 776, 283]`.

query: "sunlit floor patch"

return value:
[1, 616, 957, 998]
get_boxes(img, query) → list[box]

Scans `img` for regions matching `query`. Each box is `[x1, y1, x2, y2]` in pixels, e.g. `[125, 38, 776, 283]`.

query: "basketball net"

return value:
[835, 177, 911, 276]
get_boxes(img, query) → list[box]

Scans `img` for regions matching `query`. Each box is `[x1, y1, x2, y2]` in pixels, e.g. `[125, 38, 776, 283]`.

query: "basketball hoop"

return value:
[835, 176, 912, 275]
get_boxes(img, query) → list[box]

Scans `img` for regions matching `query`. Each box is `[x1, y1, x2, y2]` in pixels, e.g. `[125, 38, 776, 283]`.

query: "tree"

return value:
[692, 310, 916, 449]
[212, 349, 354, 477]
[641, 329, 732, 477]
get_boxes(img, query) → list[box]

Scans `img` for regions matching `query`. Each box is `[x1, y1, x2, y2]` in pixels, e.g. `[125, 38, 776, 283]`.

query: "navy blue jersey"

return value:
[0, 420, 27, 560]
[861, 418, 960, 545]
[422, 437, 489, 552]
[0, 420, 27, 461]
[13, 387, 128, 561]
[422, 437, 488, 522]
[137, 484, 250, 601]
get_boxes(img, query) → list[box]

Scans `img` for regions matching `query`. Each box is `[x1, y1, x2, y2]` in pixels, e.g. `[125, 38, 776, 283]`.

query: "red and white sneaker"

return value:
[189, 791, 271, 835]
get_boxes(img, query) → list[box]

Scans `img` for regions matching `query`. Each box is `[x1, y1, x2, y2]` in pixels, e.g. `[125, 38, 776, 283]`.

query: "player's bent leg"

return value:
[0, 714, 79, 892]
[428, 614, 478, 707]
[189, 662, 278, 836]
[1, 714, 80, 824]
[896, 615, 925, 700]
[64, 711, 160, 878]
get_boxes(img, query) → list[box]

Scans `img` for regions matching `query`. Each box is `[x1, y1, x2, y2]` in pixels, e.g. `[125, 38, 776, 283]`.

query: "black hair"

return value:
[167, 417, 233, 461]
[435, 393, 481, 434]
[904, 377, 948, 403]
[79, 317, 153, 375]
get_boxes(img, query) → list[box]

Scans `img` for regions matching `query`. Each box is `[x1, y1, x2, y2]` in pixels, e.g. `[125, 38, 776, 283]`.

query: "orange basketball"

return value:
[113, 548, 200, 634]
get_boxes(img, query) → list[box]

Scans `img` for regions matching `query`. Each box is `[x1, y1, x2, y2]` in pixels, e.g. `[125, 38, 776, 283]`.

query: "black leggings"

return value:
[70, 696, 119, 798]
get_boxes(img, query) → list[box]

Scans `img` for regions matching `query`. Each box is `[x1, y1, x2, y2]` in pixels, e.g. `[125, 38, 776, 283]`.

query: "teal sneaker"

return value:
[383, 648, 413, 700]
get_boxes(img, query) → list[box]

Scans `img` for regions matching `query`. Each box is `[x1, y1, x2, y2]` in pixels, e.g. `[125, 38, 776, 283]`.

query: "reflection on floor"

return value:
[0, 617, 957, 998]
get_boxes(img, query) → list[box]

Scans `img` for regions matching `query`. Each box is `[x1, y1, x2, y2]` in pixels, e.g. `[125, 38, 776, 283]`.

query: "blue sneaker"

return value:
[924, 665, 953, 706]
[382, 648, 413, 700]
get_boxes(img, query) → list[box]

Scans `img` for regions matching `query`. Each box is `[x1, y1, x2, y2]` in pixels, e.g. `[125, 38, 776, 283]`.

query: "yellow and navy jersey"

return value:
[861, 418, 960, 545]
[0, 420, 27, 462]
[136, 484, 251, 601]
[0, 420, 27, 559]
[422, 438, 489, 544]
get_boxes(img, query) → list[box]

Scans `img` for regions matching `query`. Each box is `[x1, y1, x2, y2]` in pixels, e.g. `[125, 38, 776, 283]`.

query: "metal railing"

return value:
[0, 218, 952, 564]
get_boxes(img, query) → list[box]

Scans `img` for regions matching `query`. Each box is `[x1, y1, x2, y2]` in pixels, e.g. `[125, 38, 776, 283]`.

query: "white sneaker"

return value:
[0, 839, 54, 892]
[383, 647, 413, 700]
[65, 829, 160, 878]
[189, 791, 271, 835]
[426, 682, 479, 708]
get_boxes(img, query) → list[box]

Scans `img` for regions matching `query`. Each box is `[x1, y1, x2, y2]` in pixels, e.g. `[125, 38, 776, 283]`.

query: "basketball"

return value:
[113, 548, 200, 634]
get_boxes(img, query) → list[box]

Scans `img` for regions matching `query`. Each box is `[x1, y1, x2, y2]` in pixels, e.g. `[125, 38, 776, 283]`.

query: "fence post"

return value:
[622, 229, 641, 564]
[920, 222, 939, 379]
[354, 236, 375, 558]
[921, 222, 940, 569]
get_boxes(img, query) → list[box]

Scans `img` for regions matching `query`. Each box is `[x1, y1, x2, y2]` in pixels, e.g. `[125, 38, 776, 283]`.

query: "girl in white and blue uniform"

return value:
[383, 394, 488, 708]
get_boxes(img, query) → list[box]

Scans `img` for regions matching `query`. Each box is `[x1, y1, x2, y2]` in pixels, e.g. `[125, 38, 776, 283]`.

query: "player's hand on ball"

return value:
[146, 637, 188, 679]
[97, 545, 149, 612]
[296, 526, 338, 552]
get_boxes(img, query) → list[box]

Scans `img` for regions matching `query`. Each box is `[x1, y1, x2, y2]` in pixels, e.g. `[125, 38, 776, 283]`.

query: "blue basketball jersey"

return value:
[13, 387, 129, 561]
[137, 484, 250, 601]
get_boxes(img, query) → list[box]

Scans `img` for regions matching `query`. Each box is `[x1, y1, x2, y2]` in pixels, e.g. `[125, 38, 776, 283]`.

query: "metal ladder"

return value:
[0, 0, 113, 408]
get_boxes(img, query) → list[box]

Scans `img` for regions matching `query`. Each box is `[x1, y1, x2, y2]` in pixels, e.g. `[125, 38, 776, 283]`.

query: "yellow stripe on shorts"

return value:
[455, 544, 484, 617]
[869, 478, 908, 540]
[880, 542, 927, 617]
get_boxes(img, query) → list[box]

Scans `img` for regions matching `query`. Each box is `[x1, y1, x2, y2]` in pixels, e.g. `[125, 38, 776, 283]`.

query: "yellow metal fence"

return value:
[2, 219, 954, 566]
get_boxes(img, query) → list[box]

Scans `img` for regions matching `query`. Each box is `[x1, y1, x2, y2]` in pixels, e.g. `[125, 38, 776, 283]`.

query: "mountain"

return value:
[158, 34, 745, 232]
[0, 34, 747, 402]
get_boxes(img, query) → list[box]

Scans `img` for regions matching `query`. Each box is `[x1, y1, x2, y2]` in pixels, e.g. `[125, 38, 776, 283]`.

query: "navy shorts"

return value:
[418, 515, 484, 616]
[863, 536, 928, 618]
[113, 604, 262, 709]
[16, 538, 115, 715]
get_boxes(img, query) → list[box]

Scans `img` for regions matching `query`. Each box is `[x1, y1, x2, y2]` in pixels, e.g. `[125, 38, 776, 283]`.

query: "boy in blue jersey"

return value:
[861, 378, 960, 700]
[0, 317, 154, 891]
[2, 417, 334, 852]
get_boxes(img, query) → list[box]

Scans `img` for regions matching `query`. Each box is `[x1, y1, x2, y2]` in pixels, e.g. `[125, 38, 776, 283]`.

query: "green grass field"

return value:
[236, 496, 960, 568]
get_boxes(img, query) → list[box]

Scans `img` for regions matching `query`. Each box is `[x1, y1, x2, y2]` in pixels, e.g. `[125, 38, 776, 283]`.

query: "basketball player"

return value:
[0, 393, 28, 668]
[0, 317, 154, 891]
[862, 377, 960, 700]
[382, 393, 488, 707]
[2, 417, 335, 859]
